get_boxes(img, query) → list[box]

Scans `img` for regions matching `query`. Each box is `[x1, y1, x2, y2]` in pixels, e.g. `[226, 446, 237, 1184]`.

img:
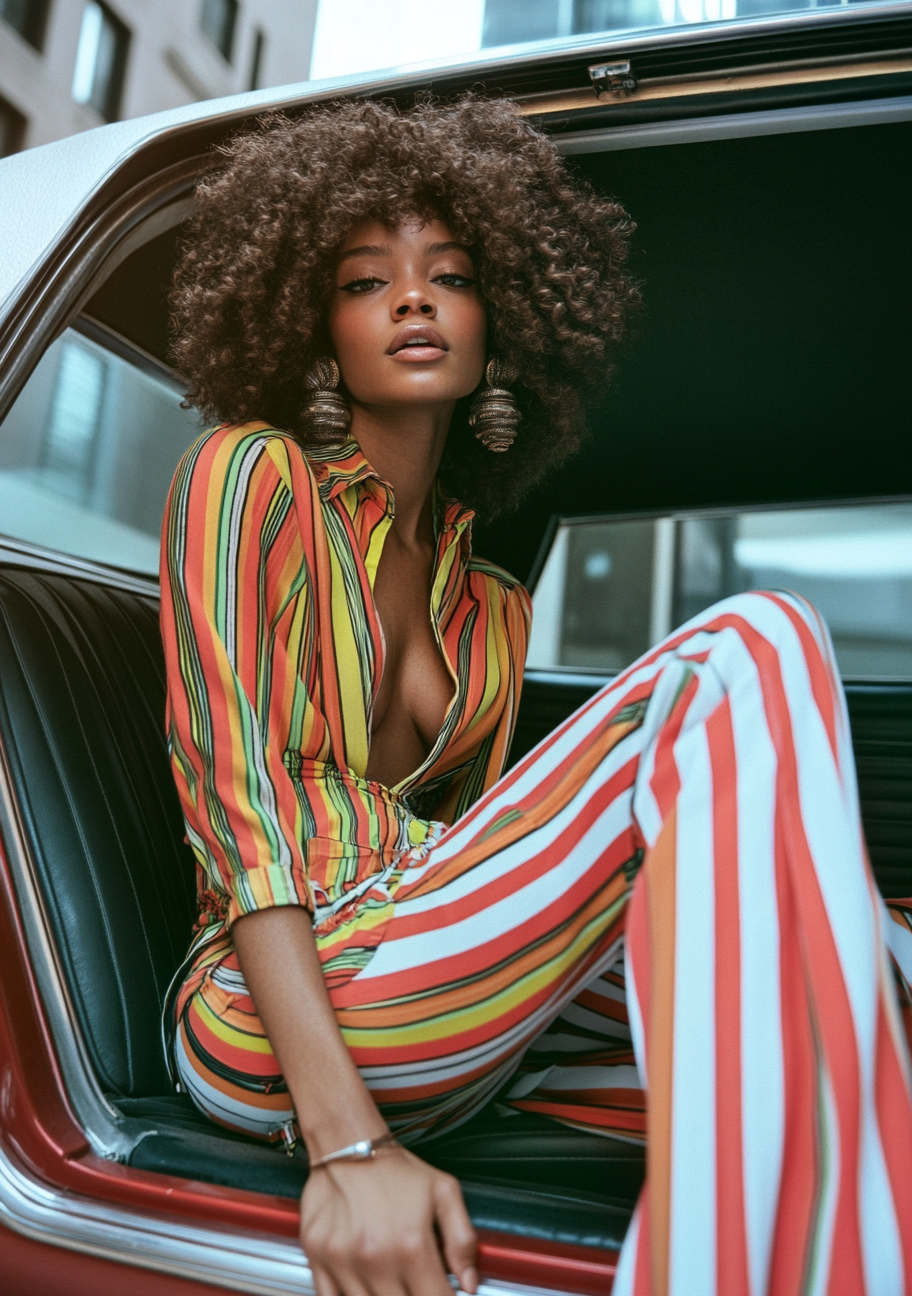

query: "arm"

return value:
[234, 907, 478, 1296]
[163, 430, 476, 1294]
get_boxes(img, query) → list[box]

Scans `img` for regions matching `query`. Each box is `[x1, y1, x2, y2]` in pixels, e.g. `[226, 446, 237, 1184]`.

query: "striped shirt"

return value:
[160, 422, 531, 935]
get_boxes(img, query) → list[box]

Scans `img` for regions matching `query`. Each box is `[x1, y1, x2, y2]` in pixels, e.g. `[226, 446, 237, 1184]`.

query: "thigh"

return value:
[324, 683, 657, 1133]
[174, 949, 294, 1141]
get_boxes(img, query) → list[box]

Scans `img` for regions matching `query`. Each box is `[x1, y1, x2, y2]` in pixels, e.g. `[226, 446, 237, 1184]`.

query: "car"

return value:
[0, 3, 910, 1292]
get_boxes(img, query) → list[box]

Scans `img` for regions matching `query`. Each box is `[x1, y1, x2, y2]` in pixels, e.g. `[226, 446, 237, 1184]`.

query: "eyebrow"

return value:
[337, 243, 392, 264]
[336, 240, 473, 265]
[425, 241, 472, 256]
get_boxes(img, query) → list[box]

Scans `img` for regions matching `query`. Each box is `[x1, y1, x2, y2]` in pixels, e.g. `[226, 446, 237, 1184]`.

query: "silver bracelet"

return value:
[309, 1130, 397, 1170]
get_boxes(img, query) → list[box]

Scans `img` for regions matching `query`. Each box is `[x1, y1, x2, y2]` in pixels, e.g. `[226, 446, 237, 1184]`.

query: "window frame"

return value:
[0, 93, 26, 157]
[0, 0, 50, 51]
[528, 495, 912, 683]
[199, 0, 239, 63]
[71, 0, 131, 124]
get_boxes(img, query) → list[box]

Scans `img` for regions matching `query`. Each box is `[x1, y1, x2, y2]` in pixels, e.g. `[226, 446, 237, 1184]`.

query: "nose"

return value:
[391, 279, 436, 319]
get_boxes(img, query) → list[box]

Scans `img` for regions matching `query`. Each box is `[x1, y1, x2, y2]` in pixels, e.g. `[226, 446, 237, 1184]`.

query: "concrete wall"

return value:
[0, 0, 317, 152]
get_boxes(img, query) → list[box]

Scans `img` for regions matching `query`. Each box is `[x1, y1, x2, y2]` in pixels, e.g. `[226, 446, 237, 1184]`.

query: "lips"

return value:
[386, 324, 448, 361]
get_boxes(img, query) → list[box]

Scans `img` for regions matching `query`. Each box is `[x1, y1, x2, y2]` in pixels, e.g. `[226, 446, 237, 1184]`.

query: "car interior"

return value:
[0, 110, 909, 1257]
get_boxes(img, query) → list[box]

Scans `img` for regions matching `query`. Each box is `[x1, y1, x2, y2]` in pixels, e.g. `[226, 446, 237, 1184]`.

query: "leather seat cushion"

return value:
[0, 568, 196, 1096]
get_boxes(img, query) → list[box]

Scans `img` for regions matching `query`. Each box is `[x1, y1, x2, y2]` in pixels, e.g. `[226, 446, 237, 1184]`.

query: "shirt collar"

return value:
[308, 439, 382, 503]
[308, 439, 475, 541]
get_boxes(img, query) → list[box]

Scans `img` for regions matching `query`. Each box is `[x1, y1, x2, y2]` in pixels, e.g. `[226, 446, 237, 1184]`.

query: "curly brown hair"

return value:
[170, 95, 639, 519]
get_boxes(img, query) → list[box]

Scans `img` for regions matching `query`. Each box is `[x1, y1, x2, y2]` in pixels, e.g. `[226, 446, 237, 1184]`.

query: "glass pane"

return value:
[72, 1, 128, 121]
[0, 326, 202, 575]
[481, 0, 903, 50]
[529, 503, 912, 679]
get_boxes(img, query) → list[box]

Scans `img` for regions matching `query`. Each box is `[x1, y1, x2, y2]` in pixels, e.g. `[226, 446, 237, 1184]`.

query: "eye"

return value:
[339, 276, 387, 294]
[433, 272, 476, 288]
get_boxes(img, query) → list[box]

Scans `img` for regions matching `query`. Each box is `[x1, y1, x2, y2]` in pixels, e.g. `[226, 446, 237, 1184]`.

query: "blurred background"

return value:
[2, 0, 909, 679]
[1, 0, 839, 156]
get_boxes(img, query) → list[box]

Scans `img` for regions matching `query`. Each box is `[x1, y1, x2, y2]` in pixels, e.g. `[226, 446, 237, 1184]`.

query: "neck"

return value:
[349, 400, 454, 545]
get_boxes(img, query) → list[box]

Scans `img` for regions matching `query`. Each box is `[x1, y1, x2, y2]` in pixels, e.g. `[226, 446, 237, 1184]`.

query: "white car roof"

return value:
[1, 1, 908, 329]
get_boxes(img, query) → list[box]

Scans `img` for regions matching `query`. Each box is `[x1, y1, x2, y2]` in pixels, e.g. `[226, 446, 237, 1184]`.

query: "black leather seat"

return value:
[0, 565, 908, 1247]
[0, 565, 643, 1248]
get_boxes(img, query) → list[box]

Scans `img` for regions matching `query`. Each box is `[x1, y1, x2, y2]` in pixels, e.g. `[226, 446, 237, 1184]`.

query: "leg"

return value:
[176, 590, 912, 1292]
[612, 591, 912, 1295]
[175, 665, 656, 1139]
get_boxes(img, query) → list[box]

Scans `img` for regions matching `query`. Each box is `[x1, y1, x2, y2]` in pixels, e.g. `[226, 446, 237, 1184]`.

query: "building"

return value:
[0, 0, 318, 155]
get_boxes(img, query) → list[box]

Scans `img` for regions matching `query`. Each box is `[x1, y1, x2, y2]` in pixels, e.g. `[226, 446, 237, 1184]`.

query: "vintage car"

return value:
[0, 3, 910, 1291]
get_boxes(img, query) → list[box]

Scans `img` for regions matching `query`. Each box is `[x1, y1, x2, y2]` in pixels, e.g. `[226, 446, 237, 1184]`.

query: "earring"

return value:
[299, 357, 351, 445]
[468, 358, 521, 452]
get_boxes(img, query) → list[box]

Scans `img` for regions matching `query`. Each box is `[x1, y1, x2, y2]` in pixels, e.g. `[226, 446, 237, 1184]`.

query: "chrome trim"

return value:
[0, 1136, 314, 1295]
[0, 1137, 573, 1296]
[0, 158, 201, 425]
[0, 534, 160, 598]
[554, 92, 912, 151]
[0, 739, 138, 1162]
[440, 0, 912, 72]
[523, 50, 912, 115]
[76, 313, 188, 389]
[549, 491, 912, 529]
[0, 538, 159, 1162]
[301, 1, 912, 89]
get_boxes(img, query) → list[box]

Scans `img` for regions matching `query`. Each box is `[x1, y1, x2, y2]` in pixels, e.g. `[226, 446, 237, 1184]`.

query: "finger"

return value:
[325, 1264, 378, 1296]
[433, 1174, 478, 1294]
[403, 1237, 459, 1296]
[346, 1249, 411, 1296]
[311, 1264, 341, 1296]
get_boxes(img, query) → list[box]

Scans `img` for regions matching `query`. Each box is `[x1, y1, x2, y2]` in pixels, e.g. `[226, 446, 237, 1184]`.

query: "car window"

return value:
[481, 0, 906, 51]
[0, 321, 201, 574]
[529, 503, 912, 679]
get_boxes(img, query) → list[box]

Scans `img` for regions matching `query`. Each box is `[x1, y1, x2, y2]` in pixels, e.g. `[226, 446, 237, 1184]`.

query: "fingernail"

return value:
[462, 1266, 478, 1293]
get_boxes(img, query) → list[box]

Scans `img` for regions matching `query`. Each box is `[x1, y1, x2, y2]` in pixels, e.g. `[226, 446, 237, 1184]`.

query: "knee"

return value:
[698, 589, 833, 668]
[707, 588, 824, 634]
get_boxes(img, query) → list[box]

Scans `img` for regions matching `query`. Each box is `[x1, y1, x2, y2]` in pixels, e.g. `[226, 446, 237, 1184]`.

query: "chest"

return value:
[369, 531, 454, 749]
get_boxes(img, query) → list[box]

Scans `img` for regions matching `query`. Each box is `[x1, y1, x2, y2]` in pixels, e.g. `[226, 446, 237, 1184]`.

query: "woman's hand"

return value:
[233, 909, 477, 1293]
[301, 1145, 477, 1296]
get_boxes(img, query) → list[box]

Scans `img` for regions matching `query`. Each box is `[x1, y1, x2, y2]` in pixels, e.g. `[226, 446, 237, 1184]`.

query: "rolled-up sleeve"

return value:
[160, 427, 313, 926]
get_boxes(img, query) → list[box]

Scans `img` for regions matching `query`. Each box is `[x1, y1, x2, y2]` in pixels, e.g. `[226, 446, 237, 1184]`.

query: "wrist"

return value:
[309, 1129, 397, 1170]
[292, 1096, 389, 1162]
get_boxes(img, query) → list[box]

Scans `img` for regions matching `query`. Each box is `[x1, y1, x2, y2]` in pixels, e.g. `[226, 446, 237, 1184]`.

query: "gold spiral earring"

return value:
[299, 357, 351, 445]
[468, 358, 521, 453]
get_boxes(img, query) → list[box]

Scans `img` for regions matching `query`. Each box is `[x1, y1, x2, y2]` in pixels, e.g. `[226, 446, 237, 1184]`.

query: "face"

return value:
[327, 216, 487, 410]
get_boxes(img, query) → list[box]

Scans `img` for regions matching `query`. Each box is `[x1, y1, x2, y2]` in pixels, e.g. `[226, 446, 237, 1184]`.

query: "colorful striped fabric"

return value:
[162, 428, 912, 1291]
[160, 423, 530, 1016]
[170, 587, 912, 1292]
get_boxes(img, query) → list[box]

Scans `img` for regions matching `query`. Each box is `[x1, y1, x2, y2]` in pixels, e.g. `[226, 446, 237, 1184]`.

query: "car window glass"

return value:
[529, 503, 912, 679]
[0, 323, 201, 574]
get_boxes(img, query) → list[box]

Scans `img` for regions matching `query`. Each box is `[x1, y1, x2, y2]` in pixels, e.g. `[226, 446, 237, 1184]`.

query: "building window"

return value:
[0, 0, 50, 50]
[38, 337, 108, 504]
[200, 0, 238, 62]
[248, 27, 265, 90]
[72, 1, 130, 122]
[0, 95, 26, 157]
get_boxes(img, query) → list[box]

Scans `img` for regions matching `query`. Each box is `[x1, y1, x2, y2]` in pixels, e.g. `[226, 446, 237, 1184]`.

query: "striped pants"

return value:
[175, 592, 912, 1293]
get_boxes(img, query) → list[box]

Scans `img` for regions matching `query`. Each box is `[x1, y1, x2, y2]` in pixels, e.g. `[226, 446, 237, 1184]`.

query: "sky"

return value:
[310, 0, 486, 81]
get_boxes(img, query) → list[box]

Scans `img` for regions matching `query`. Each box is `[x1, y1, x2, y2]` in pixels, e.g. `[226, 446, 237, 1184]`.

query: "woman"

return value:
[161, 97, 912, 1296]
